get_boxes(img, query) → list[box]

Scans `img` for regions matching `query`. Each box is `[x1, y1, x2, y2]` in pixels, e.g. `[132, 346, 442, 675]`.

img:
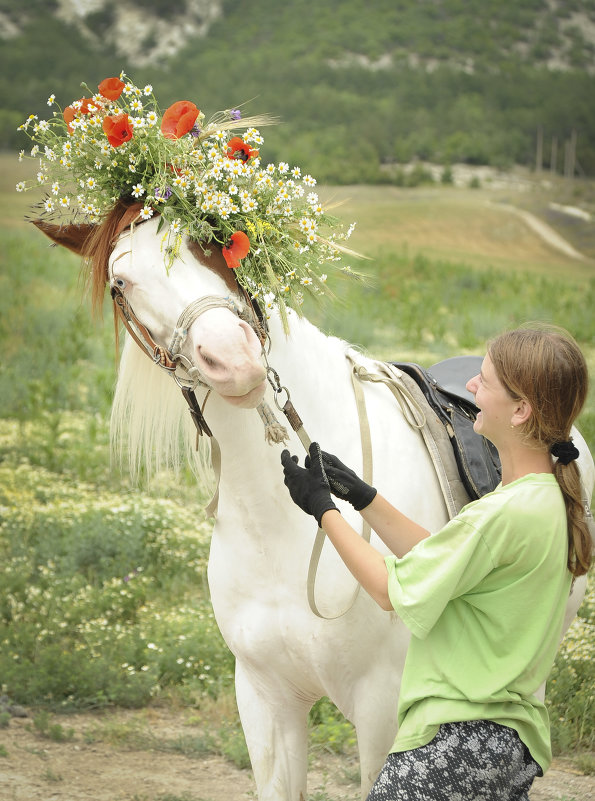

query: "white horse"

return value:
[36, 211, 594, 801]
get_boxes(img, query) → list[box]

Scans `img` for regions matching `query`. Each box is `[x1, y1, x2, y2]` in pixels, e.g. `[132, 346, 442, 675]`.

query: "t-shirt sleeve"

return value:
[385, 514, 496, 639]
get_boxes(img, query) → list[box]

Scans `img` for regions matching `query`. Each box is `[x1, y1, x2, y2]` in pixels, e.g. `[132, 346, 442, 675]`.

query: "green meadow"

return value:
[1, 152, 594, 765]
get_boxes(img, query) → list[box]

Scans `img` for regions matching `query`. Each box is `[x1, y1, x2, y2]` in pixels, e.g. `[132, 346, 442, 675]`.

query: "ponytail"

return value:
[553, 459, 593, 577]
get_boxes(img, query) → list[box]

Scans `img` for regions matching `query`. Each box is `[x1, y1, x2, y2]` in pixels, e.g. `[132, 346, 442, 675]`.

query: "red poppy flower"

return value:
[98, 77, 125, 101]
[102, 112, 134, 147]
[63, 97, 96, 133]
[161, 100, 200, 139]
[226, 136, 259, 161]
[222, 231, 250, 269]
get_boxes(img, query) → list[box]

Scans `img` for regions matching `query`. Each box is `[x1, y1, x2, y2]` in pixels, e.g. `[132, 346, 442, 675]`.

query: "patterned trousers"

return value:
[366, 720, 542, 801]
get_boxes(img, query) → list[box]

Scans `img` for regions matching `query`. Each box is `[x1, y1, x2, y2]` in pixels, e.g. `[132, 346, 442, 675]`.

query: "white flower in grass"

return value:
[130, 98, 143, 112]
[313, 204, 323, 216]
[143, 84, 153, 95]
[278, 162, 289, 174]
[31, 145, 39, 157]
[140, 206, 154, 220]
[18, 150, 24, 161]
[131, 183, 145, 198]
[266, 163, 275, 174]
[320, 274, 327, 283]
[146, 111, 158, 126]
[47, 94, 55, 106]
[301, 276, 313, 286]
[303, 174, 316, 187]
[291, 166, 301, 179]
[306, 231, 317, 244]
[44, 198, 55, 212]
[86, 176, 97, 189]
[59, 197, 70, 208]
[15, 181, 25, 192]
[51, 182, 60, 195]
[37, 171, 47, 183]
[169, 219, 181, 234]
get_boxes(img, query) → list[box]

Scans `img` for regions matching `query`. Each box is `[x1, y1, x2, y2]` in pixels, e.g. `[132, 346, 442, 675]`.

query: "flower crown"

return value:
[17, 73, 362, 325]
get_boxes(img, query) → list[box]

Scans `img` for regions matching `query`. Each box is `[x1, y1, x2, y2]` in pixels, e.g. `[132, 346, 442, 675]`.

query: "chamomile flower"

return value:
[303, 174, 316, 186]
[291, 166, 301, 179]
[51, 181, 60, 195]
[169, 219, 181, 234]
[143, 84, 153, 96]
[86, 176, 97, 189]
[131, 183, 145, 198]
[130, 98, 143, 112]
[146, 110, 158, 126]
[47, 94, 55, 106]
[15, 181, 25, 192]
[278, 162, 289, 174]
[44, 198, 55, 212]
[140, 206, 154, 220]
[59, 196, 70, 207]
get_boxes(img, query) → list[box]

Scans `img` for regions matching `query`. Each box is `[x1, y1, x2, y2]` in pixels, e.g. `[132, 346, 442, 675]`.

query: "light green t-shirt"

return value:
[385, 473, 572, 772]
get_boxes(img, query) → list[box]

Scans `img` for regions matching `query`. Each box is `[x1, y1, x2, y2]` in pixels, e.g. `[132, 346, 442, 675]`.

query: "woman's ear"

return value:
[511, 398, 532, 428]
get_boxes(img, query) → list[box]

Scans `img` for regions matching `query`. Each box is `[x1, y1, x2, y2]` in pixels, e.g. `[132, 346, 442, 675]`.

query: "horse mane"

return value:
[111, 335, 215, 491]
[83, 198, 144, 316]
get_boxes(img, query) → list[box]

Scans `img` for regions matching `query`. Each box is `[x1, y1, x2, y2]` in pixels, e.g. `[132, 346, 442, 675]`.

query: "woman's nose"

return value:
[466, 374, 479, 395]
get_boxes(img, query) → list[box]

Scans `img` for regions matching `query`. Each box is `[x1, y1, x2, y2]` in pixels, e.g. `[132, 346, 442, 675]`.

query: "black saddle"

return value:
[392, 356, 502, 500]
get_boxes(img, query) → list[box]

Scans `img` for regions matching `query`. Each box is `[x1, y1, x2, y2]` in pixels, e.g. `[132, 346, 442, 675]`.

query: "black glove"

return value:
[281, 442, 339, 526]
[306, 449, 377, 511]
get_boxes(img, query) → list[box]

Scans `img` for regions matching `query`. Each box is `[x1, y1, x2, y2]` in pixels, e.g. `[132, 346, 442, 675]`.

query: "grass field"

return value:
[1, 150, 594, 769]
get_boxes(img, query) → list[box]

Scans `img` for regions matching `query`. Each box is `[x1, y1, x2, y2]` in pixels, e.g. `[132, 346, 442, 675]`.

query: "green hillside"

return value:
[2, 0, 595, 181]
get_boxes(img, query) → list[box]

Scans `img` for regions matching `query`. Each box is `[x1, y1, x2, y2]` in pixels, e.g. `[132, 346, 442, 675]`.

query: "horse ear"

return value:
[32, 219, 96, 256]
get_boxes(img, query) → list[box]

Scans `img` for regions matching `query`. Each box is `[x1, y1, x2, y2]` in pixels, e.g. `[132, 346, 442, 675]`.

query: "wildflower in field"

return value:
[223, 231, 250, 269]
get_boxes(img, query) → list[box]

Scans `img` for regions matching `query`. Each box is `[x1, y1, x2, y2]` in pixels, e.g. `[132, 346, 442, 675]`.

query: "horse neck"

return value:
[202, 311, 354, 485]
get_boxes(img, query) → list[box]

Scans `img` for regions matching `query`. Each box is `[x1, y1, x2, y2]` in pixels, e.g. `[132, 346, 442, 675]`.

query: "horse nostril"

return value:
[198, 348, 221, 371]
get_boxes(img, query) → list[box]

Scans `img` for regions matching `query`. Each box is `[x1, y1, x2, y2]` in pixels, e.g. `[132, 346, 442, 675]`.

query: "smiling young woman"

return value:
[281, 324, 592, 801]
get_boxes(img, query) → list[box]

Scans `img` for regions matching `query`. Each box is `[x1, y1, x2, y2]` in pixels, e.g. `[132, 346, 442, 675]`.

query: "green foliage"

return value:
[547, 575, 595, 753]
[2, 1, 595, 176]
[0, 460, 233, 709]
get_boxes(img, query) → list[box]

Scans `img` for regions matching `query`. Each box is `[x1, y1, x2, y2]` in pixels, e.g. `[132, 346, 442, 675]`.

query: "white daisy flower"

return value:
[303, 174, 316, 186]
[146, 111, 158, 126]
[278, 162, 289, 174]
[140, 206, 154, 220]
[143, 85, 153, 96]
[15, 181, 25, 192]
[131, 183, 145, 198]
[86, 176, 97, 189]
[44, 198, 55, 212]
[59, 196, 70, 208]
[169, 219, 181, 233]
[291, 166, 301, 179]
[51, 182, 60, 195]
[47, 94, 55, 106]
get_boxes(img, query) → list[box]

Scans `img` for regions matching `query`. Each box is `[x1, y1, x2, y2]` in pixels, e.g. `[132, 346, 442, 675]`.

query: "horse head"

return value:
[33, 206, 268, 409]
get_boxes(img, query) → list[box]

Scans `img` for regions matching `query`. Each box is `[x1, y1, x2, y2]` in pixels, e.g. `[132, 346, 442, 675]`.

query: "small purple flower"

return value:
[189, 123, 202, 137]
[230, 109, 242, 121]
[155, 186, 173, 200]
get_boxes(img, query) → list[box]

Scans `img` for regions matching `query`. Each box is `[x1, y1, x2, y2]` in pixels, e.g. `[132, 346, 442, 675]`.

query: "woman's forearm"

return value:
[360, 494, 431, 558]
[319, 509, 393, 610]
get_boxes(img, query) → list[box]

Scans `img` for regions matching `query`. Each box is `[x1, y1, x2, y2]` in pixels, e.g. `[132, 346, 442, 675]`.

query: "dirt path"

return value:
[1, 709, 593, 801]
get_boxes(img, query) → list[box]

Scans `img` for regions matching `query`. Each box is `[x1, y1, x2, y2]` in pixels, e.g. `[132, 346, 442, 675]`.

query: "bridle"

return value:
[108, 215, 270, 439]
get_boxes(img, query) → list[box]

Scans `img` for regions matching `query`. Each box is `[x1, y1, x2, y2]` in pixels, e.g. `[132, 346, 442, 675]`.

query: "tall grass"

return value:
[0, 179, 594, 759]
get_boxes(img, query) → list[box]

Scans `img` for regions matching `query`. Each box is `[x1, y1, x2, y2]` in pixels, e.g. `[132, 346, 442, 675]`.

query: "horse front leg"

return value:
[235, 658, 311, 801]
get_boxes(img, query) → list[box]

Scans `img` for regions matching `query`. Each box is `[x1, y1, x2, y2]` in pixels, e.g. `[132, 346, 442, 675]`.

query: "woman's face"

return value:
[466, 353, 517, 444]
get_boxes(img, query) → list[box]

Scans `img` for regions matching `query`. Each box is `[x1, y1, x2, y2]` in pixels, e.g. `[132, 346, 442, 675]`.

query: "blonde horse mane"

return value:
[110, 336, 214, 490]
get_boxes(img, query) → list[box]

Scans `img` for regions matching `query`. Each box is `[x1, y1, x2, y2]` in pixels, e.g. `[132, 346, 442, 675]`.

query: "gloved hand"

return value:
[306, 449, 377, 511]
[281, 442, 339, 526]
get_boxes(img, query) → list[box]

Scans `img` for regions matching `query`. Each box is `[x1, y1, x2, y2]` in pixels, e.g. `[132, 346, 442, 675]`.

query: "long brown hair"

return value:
[488, 325, 591, 577]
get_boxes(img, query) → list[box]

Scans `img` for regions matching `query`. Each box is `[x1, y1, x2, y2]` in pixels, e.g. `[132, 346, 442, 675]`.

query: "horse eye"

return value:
[114, 277, 127, 290]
